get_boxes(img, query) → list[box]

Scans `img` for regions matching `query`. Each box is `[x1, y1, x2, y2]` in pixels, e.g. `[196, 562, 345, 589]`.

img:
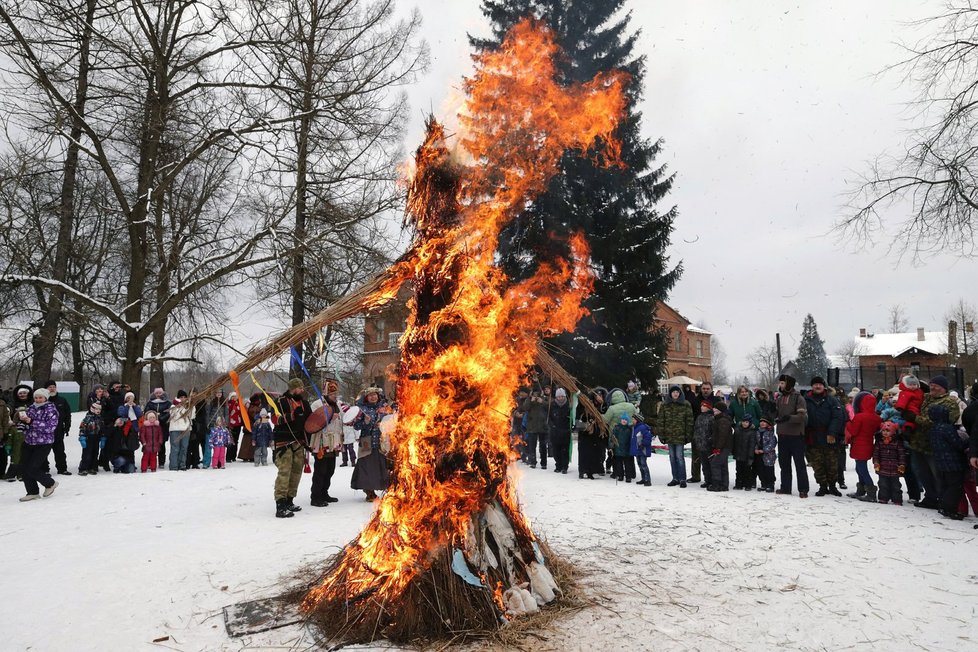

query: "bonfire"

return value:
[300, 20, 626, 644]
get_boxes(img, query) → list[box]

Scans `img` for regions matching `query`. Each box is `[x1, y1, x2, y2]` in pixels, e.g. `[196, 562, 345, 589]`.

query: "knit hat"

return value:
[848, 387, 860, 398]
[633, 412, 645, 422]
[740, 414, 752, 423]
[326, 381, 339, 394]
[669, 385, 681, 395]
[950, 390, 960, 399]
[713, 402, 727, 413]
[33, 388, 50, 399]
[759, 416, 772, 427]
[810, 376, 826, 387]
[177, 389, 188, 399]
[902, 375, 920, 389]
[124, 392, 135, 401]
[929, 375, 949, 391]
[90, 402, 102, 411]
[44, 379, 56, 389]
[259, 408, 269, 418]
[288, 378, 304, 391]
[555, 388, 567, 399]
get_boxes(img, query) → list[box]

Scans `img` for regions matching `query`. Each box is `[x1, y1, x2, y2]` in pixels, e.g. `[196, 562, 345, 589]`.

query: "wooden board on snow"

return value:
[223, 596, 303, 637]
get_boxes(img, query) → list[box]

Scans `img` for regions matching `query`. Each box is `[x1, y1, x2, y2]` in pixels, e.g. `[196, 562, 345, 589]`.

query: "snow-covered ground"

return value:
[7, 413, 978, 651]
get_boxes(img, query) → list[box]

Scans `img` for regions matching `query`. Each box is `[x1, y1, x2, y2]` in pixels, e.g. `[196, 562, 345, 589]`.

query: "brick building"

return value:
[654, 302, 713, 385]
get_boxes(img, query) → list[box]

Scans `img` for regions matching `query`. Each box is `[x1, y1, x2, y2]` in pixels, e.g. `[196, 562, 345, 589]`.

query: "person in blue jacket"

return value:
[630, 413, 654, 486]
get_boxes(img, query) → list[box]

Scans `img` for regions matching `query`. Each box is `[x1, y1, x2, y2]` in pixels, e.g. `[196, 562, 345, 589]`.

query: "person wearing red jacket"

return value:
[846, 392, 881, 501]
[139, 411, 165, 473]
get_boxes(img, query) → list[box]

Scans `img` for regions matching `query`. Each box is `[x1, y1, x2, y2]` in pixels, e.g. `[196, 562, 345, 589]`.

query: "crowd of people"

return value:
[0, 379, 393, 517]
[3, 370, 978, 523]
[511, 373, 978, 523]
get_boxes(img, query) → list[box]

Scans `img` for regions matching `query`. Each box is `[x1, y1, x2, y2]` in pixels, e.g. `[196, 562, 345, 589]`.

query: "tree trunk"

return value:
[31, 0, 97, 385]
[70, 315, 84, 410]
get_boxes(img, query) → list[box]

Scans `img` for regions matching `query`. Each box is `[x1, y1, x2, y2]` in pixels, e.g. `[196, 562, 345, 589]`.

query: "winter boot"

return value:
[857, 485, 878, 503]
[286, 498, 302, 512]
[815, 484, 828, 497]
[828, 484, 842, 497]
[847, 482, 865, 499]
[275, 500, 294, 518]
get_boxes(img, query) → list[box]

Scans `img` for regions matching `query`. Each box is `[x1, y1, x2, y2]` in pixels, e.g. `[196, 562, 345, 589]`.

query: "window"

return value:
[374, 318, 386, 343]
[674, 331, 682, 352]
[695, 340, 704, 358]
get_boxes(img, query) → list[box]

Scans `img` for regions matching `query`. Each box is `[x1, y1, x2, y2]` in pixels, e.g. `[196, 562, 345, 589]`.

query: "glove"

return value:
[874, 464, 880, 473]
[897, 465, 906, 475]
[776, 415, 790, 424]
[711, 448, 720, 456]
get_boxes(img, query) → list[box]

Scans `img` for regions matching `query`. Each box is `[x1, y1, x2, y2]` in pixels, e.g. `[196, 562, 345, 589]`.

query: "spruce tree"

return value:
[472, 0, 680, 392]
[796, 314, 830, 383]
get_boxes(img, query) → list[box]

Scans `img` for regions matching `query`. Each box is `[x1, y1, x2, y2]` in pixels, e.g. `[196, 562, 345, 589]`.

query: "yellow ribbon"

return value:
[250, 371, 281, 417]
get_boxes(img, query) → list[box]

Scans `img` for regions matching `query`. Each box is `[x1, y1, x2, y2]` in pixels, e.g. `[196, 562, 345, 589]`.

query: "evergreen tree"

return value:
[796, 314, 830, 382]
[472, 0, 680, 391]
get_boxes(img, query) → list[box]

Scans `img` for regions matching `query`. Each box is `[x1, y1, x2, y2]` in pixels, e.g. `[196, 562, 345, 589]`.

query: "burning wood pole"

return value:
[297, 20, 628, 644]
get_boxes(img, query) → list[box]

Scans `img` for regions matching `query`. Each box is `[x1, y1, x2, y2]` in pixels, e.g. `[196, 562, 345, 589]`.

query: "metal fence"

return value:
[827, 366, 966, 395]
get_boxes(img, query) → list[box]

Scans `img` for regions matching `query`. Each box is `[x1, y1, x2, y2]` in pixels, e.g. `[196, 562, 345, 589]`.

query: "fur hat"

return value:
[288, 378, 304, 391]
[810, 376, 826, 387]
[779, 374, 796, 391]
[33, 388, 50, 399]
[929, 375, 949, 391]
[713, 402, 728, 413]
[365, 386, 383, 397]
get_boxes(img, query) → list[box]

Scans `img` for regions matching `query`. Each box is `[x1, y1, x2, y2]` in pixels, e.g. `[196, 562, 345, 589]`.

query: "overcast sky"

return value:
[393, 0, 978, 382]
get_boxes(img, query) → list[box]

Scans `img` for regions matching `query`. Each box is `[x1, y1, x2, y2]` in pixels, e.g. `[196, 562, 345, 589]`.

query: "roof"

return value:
[687, 325, 712, 335]
[854, 331, 948, 358]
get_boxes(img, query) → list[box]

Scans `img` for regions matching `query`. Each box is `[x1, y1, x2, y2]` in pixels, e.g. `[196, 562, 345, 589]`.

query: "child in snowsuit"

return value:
[708, 402, 733, 492]
[754, 416, 778, 492]
[733, 415, 758, 490]
[927, 403, 969, 519]
[895, 375, 924, 432]
[209, 417, 231, 469]
[252, 409, 273, 466]
[873, 420, 906, 505]
[78, 402, 103, 475]
[630, 414, 654, 486]
[693, 400, 715, 488]
[139, 410, 165, 473]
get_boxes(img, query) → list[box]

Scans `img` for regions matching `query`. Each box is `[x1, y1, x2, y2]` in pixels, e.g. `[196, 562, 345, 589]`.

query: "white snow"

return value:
[854, 331, 948, 357]
[6, 412, 977, 651]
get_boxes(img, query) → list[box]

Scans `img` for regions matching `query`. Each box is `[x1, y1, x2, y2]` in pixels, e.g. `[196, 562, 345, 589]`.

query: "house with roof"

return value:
[654, 302, 713, 385]
[846, 327, 958, 391]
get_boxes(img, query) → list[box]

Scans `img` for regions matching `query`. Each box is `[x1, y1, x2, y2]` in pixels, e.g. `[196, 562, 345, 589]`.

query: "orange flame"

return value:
[304, 19, 626, 611]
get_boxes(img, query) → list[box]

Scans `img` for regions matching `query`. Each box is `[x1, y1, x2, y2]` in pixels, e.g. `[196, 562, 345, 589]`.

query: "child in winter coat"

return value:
[139, 410, 165, 473]
[895, 375, 924, 432]
[754, 417, 778, 492]
[209, 417, 231, 469]
[708, 403, 733, 492]
[630, 414, 654, 487]
[251, 409, 273, 466]
[873, 420, 906, 505]
[78, 402, 103, 476]
[733, 415, 758, 490]
[692, 400, 715, 488]
[878, 394, 905, 429]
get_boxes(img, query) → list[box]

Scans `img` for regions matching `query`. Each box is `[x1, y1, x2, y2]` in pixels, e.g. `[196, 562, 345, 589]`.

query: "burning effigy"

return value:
[298, 19, 627, 644]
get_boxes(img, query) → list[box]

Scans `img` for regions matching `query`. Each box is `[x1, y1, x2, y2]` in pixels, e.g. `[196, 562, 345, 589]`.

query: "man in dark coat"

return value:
[144, 388, 172, 467]
[805, 376, 845, 496]
[44, 381, 73, 475]
[548, 388, 572, 474]
[100, 381, 124, 471]
[521, 389, 550, 469]
[775, 374, 810, 497]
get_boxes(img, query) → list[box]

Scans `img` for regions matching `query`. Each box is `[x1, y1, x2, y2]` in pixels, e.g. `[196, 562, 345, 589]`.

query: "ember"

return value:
[302, 19, 627, 644]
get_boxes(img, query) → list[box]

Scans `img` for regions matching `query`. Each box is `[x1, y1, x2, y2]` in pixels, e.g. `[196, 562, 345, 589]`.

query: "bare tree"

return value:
[840, 3, 978, 259]
[946, 298, 978, 355]
[748, 343, 780, 390]
[886, 303, 910, 333]
[710, 336, 729, 385]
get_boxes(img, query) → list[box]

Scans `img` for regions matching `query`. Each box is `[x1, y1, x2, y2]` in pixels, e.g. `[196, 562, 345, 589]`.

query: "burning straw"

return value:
[297, 19, 627, 647]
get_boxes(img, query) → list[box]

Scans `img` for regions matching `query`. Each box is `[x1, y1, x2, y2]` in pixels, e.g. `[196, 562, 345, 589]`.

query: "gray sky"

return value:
[397, 0, 978, 381]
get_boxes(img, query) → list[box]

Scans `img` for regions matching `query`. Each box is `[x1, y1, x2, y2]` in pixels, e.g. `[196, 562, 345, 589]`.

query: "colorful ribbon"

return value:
[250, 371, 281, 417]
[228, 370, 252, 433]
[290, 346, 325, 405]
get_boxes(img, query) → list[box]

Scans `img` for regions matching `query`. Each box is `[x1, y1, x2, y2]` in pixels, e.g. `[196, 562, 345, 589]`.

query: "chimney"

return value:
[917, 327, 925, 341]
[949, 321, 958, 356]
[967, 322, 974, 333]
[858, 328, 867, 338]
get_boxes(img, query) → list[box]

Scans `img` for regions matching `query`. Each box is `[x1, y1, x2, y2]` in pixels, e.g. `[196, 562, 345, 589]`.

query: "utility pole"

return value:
[775, 333, 783, 375]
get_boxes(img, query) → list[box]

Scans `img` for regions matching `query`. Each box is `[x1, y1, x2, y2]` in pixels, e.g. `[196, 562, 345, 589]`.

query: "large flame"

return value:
[304, 19, 626, 611]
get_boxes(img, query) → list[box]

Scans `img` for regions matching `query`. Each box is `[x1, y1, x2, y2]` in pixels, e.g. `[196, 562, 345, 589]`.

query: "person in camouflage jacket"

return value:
[912, 376, 961, 509]
[657, 385, 692, 487]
